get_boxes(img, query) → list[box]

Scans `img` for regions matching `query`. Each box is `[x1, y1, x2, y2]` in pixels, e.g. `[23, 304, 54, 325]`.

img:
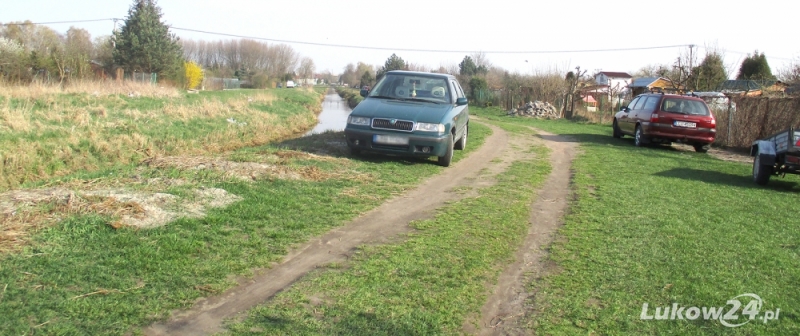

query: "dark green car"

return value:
[344, 70, 469, 167]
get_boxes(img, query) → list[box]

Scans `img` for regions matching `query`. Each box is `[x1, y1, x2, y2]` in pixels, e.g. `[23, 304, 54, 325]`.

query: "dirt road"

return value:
[145, 123, 577, 336]
[146, 122, 522, 335]
[477, 129, 576, 335]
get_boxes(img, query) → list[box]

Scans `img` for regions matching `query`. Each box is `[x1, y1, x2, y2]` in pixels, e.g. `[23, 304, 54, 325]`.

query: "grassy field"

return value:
[0, 113, 492, 335]
[472, 107, 800, 335]
[224, 125, 551, 335]
[0, 82, 324, 190]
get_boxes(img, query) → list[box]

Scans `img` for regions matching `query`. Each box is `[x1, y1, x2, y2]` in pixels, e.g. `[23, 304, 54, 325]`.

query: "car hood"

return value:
[352, 98, 453, 124]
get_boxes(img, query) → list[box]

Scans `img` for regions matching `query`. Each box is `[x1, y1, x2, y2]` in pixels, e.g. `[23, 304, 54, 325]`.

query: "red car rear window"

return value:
[660, 98, 710, 116]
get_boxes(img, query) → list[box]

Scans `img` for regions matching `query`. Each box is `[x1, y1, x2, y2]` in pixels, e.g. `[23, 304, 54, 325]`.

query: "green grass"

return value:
[224, 129, 551, 335]
[473, 107, 800, 335]
[0, 88, 323, 190]
[0, 123, 491, 335]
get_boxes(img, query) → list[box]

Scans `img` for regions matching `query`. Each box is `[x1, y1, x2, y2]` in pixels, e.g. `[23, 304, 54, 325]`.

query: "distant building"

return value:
[595, 71, 633, 94]
[297, 78, 318, 85]
[629, 77, 682, 96]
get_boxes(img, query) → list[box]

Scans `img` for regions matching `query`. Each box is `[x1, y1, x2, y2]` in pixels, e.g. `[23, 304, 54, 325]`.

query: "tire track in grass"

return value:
[146, 122, 512, 335]
[219, 129, 551, 335]
[477, 128, 577, 335]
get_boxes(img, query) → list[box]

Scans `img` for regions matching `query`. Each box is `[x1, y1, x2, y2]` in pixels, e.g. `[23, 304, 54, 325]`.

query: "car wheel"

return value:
[454, 125, 468, 150]
[634, 125, 647, 147]
[438, 134, 454, 167]
[693, 144, 709, 153]
[752, 152, 772, 185]
[612, 120, 623, 138]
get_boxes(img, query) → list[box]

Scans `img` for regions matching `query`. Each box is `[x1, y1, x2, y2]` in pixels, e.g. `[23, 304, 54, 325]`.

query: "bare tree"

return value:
[298, 57, 316, 80]
[340, 63, 358, 87]
[654, 47, 699, 92]
[777, 57, 800, 85]
[406, 62, 429, 72]
[471, 51, 491, 73]
[564, 66, 587, 118]
[269, 44, 298, 78]
[64, 27, 93, 79]
[632, 64, 663, 78]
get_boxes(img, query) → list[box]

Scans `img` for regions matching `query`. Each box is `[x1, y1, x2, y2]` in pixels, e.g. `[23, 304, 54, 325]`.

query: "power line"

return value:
[696, 46, 794, 61]
[4, 19, 794, 59]
[171, 26, 690, 54]
[1, 19, 118, 26]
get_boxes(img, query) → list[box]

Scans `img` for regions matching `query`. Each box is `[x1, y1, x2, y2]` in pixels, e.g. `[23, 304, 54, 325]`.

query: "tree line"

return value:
[0, 22, 110, 83]
[180, 38, 315, 87]
[0, 0, 313, 89]
[633, 48, 799, 92]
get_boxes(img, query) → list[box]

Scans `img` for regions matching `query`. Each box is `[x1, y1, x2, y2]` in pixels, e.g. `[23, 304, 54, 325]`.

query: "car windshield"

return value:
[661, 98, 710, 116]
[368, 73, 451, 103]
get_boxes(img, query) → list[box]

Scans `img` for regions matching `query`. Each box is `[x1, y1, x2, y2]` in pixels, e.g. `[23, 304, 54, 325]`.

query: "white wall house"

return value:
[595, 71, 633, 95]
[297, 78, 318, 85]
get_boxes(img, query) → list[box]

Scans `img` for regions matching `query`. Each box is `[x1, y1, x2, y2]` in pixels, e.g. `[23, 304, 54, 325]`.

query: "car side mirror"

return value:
[621, 106, 630, 112]
[456, 97, 468, 106]
[360, 89, 369, 97]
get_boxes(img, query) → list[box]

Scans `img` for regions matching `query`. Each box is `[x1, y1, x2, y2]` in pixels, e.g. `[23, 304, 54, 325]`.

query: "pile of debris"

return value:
[508, 101, 560, 118]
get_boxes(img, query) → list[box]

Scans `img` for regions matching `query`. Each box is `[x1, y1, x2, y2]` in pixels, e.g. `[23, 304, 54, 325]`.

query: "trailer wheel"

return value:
[752, 153, 773, 185]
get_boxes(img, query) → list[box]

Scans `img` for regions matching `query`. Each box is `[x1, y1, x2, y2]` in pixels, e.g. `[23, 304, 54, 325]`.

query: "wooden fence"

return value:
[714, 96, 800, 149]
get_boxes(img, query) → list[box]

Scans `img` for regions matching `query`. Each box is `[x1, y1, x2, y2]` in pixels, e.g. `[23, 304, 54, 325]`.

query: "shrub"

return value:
[251, 73, 270, 89]
[184, 61, 203, 89]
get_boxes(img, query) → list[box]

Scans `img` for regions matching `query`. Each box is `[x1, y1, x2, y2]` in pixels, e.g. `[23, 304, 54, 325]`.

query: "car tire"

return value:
[438, 134, 454, 167]
[612, 120, 623, 138]
[454, 125, 468, 150]
[752, 152, 772, 185]
[693, 144, 709, 153]
[350, 147, 361, 156]
[634, 125, 648, 147]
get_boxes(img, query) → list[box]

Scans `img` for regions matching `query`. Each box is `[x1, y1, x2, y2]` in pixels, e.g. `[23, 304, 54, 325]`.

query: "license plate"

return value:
[373, 134, 409, 145]
[674, 121, 696, 128]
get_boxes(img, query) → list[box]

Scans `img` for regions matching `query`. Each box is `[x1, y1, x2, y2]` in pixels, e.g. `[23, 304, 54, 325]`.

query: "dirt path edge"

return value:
[477, 128, 577, 335]
[144, 122, 512, 336]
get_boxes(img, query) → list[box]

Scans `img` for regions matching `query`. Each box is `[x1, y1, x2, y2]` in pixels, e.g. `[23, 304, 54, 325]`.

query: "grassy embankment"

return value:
[473, 107, 800, 335]
[334, 86, 362, 109]
[0, 82, 324, 191]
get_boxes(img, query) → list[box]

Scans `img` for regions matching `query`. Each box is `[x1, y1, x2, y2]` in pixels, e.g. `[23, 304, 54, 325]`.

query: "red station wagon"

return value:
[612, 93, 716, 152]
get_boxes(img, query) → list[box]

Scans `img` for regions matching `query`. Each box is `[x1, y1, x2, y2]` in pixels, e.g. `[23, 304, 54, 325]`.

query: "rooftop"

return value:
[717, 80, 783, 92]
[598, 71, 633, 78]
[630, 77, 661, 87]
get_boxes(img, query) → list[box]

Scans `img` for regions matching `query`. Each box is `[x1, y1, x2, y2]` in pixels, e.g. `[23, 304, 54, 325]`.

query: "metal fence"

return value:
[125, 71, 157, 84]
[204, 77, 241, 90]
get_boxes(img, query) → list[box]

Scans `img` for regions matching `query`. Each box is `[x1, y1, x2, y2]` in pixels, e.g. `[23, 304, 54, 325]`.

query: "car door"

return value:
[619, 97, 640, 133]
[627, 96, 649, 131]
[450, 80, 468, 139]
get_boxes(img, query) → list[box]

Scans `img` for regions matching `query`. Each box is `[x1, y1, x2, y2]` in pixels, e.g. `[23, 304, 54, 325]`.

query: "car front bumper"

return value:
[344, 127, 450, 157]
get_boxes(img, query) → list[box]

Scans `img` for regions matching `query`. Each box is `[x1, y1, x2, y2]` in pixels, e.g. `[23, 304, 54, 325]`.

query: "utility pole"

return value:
[111, 18, 119, 47]
[688, 44, 695, 91]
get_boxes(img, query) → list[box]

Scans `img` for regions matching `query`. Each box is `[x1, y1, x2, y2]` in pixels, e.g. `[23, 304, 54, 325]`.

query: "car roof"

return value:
[386, 70, 455, 79]
[638, 93, 706, 102]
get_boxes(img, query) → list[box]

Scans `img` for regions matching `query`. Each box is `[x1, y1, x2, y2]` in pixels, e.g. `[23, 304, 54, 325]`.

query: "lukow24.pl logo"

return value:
[641, 293, 780, 327]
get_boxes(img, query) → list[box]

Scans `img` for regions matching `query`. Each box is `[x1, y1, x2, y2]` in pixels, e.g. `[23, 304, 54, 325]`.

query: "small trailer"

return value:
[751, 128, 800, 185]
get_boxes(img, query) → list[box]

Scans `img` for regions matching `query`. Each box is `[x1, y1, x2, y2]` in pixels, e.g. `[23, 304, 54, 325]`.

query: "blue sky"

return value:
[2, 0, 797, 77]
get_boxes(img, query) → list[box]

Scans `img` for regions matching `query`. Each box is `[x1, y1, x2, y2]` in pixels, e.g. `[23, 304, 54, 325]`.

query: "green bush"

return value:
[251, 73, 270, 89]
[335, 87, 363, 108]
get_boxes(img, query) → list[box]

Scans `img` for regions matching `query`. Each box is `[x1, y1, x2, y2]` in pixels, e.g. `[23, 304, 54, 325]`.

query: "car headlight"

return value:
[348, 116, 371, 126]
[414, 122, 445, 134]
